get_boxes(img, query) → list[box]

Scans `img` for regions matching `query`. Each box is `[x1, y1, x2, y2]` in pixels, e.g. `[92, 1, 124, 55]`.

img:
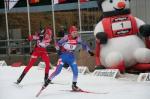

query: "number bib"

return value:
[63, 43, 77, 51]
[111, 16, 132, 36]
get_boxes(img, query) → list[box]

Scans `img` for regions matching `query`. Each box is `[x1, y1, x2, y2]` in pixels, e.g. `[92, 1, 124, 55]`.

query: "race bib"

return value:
[111, 16, 133, 36]
[112, 21, 131, 31]
[63, 43, 77, 51]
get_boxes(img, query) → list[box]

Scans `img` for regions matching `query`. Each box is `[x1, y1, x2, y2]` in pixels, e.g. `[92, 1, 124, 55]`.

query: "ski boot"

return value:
[72, 82, 81, 91]
[15, 72, 26, 84]
[43, 79, 51, 87]
[44, 73, 48, 83]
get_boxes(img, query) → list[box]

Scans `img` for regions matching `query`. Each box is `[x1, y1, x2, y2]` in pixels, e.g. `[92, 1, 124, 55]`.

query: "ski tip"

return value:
[35, 94, 39, 98]
[35, 87, 45, 97]
[35, 91, 42, 97]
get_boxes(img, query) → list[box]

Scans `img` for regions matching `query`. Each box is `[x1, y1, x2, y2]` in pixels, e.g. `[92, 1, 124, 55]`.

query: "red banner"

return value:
[29, 0, 40, 4]
[54, 0, 89, 4]
[80, 0, 89, 3]
[54, 0, 66, 4]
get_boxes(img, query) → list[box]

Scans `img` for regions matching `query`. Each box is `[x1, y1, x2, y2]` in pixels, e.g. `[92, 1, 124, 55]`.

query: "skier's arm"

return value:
[57, 35, 68, 46]
[55, 35, 68, 55]
[38, 34, 51, 48]
[28, 32, 39, 41]
[78, 37, 94, 56]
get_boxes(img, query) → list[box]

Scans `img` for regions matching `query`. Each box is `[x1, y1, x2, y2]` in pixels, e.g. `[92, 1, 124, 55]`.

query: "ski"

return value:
[13, 82, 43, 88]
[36, 86, 45, 97]
[13, 81, 68, 88]
[35, 82, 69, 97]
[60, 89, 108, 94]
[50, 82, 69, 85]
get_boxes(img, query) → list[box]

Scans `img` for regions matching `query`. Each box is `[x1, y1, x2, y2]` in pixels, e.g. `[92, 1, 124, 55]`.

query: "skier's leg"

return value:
[69, 60, 80, 91]
[16, 52, 38, 84]
[43, 58, 64, 88]
[70, 62, 78, 83]
[41, 52, 50, 82]
[49, 58, 64, 80]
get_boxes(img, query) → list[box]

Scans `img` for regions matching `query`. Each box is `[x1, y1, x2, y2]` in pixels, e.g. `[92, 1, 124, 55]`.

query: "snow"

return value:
[0, 66, 150, 99]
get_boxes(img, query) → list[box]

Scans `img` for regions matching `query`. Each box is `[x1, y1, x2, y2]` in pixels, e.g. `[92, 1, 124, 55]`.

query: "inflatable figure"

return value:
[94, 0, 150, 73]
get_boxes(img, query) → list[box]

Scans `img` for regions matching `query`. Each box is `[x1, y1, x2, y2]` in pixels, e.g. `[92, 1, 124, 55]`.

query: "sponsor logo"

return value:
[113, 17, 128, 22]
[93, 69, 120, 78]
[0, 61, 7, 66]
[137, 73, 150, 82]
[67, 66, 90, 75]
[116, 29, 130, 35]
[146, 74, 150, 81]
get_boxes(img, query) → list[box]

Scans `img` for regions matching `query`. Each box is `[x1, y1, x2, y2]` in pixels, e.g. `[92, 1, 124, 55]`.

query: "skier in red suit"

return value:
[15, 27, 52, 84]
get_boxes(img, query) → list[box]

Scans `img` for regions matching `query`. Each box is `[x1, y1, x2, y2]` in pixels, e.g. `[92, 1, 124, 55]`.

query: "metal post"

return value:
[78, 0, 82, 32]
[51, 0, 57, 44]
[4, 0, 10, 55]
[26, 0, 32, 52]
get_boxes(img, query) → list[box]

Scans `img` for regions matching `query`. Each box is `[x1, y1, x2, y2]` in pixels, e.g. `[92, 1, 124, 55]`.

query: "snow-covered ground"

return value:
[0, 66, 150, 99]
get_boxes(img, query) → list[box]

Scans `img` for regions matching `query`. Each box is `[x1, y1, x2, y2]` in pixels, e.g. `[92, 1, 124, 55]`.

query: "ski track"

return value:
[0, 66, 150, 99]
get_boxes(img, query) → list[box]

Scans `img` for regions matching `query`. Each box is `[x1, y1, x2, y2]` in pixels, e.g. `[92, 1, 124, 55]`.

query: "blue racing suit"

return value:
[48, 35, 91, 82]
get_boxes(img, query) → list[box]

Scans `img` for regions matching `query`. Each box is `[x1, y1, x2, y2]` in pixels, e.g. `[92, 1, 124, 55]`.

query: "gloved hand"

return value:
[56, 50, 62, 56]
[88, 51, 94, 56]
[55, 43, 61, 55]
[39, 34, 44, 42]
[55, 45, 60, 51]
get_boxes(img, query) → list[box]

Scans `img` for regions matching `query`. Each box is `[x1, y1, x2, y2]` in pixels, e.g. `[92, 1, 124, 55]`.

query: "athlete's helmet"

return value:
[68, 26, 78, 38]
[45, 27, 52, 35]
[43, 27, 52, 40]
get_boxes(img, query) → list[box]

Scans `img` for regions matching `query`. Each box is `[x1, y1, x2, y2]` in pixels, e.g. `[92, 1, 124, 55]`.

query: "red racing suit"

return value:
[24, 27, 52, 78]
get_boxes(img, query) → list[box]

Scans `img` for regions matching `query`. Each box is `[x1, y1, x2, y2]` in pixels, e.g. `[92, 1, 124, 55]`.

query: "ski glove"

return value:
[88, 51, 94, 56]
[56, 50, 62, 56]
